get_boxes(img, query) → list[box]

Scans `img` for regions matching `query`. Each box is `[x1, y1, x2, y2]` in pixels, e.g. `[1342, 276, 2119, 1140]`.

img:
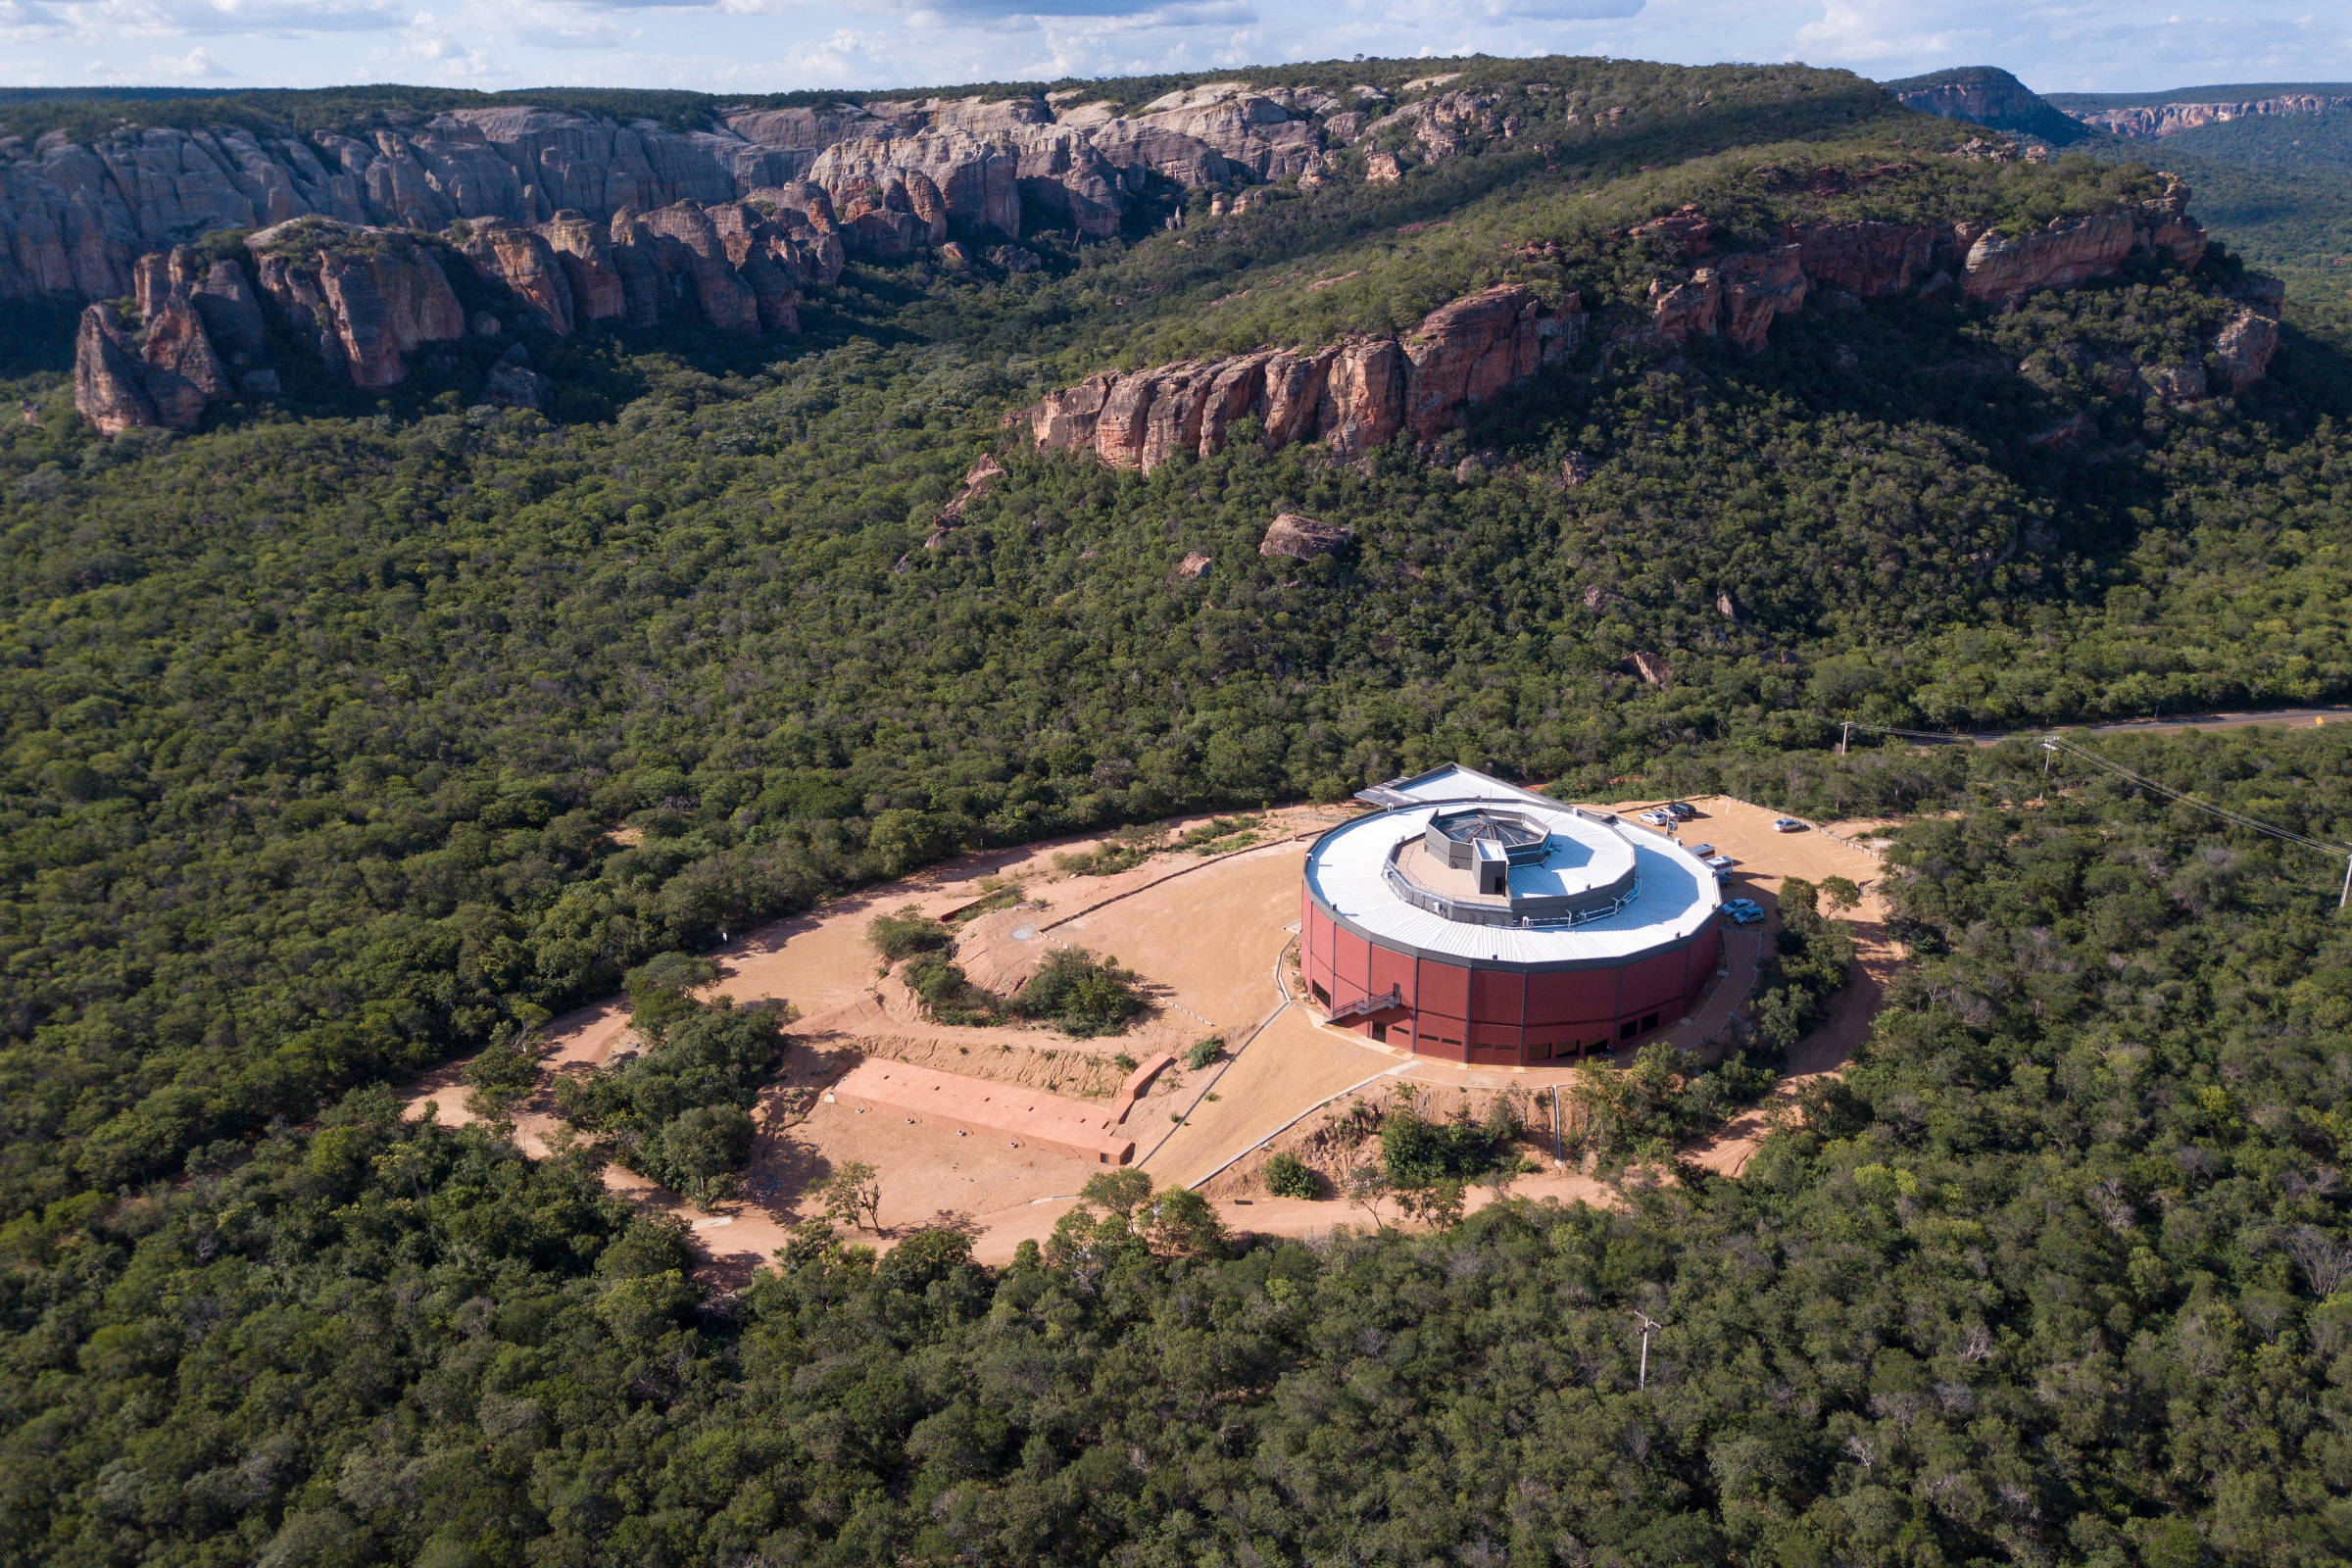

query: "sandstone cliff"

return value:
[247, 220, 466, 388]
[1025, 283, 1581, 472]
[1880, 67, 2092, 146]
[2066, 92, 2352, 139]
[1, 83, 1356, 304]
[72, 288, 235, 435]
[72, 184, 836, 428]
[1023, 185, 2266, 474]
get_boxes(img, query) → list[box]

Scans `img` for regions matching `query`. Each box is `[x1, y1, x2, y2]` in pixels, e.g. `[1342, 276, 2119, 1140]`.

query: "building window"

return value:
[1619, 1018, 1640, 1042]
[1310, 981, 1329, 1005]
[1642, 1011, 1659, 1033]
[1371, 1020, 1388, 1043]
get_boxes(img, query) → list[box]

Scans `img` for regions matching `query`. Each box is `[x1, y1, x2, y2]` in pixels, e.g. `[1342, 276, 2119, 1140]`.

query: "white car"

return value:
[1638, 809, 1672, 827]
[1773, 816, 1805, 833]
[1723, 904, 1764, 925]
[1705, 855, 1735, 870]
[1686, 843, 1715, 858]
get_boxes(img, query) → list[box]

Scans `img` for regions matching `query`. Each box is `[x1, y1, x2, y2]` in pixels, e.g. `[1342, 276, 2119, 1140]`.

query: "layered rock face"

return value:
[73, 187, 839, 428]
[247, 220, 466, 387]
[1646, 184, 2213, 350]
[1024, 283, 1581, 471]
[1025, 185, 2266, 474]
[2, 81, 1359, 303]
[2069, 93, 2352, 138]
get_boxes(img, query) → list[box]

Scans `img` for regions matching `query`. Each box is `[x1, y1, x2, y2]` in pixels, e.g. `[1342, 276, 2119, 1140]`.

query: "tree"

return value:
[1343, 1158, 1391, 1234]
[816, 1159, 883, 1233]
[1263, 1152, 1318, 1199]
[1818, 874, 1862, 913]
[867, 906, 952, 965]
[461, 1030, 540, 1120]
[1396, 1178, 1466, 1231]
[1078, 1168, 1152, 1219]
[1137, 1187, 1229, 1258]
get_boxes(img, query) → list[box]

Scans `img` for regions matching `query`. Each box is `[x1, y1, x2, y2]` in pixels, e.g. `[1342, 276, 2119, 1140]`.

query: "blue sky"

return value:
[2, 0, 2348, 96]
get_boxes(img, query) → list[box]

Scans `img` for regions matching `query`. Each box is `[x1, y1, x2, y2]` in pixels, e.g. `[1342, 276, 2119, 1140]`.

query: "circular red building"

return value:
[1299, 765, 1724, 1065]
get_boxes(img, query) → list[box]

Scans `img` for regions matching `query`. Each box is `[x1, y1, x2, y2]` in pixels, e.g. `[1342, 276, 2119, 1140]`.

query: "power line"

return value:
[1834, 715, 2352, 906]
[2040, 737, 2351, 858]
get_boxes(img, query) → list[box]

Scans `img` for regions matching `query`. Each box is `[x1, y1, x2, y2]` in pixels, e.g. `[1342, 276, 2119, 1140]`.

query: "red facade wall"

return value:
[1302, 892, 1718, 1066]
[1307, 906, 1712, 1067]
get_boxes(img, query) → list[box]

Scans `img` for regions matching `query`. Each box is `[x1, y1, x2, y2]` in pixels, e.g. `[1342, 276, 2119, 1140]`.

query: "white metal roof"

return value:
[1310, 766, 1723, 966]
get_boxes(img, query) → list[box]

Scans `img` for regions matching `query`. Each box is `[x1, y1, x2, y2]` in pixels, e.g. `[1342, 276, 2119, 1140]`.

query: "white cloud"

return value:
[54, 0, 406, 37]
[6, 0, 2352, 96]
[151, 41, 230, 70]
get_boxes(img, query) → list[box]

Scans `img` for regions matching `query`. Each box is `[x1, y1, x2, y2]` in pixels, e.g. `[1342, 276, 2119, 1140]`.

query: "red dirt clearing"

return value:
[830, 1058, 1141, 1164]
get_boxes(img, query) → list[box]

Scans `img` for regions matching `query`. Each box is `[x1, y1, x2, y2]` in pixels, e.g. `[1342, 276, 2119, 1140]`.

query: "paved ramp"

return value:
[1138, 1008, 1392, 1187]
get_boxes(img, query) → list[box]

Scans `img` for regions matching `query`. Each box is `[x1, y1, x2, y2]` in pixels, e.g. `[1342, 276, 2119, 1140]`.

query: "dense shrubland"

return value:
[5, 54, 2352, 1562]
[5, 729, 2351, 1564]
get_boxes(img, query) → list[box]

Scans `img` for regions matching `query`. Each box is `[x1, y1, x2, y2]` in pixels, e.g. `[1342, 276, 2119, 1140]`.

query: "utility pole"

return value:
[2042, 738, 2057, 783]
[1838, 720, 1851, 757]
[2339, 854, 2351, 911]
[1633, 1311, 1663, 1391]
[1552, 1084, 1563, 1166]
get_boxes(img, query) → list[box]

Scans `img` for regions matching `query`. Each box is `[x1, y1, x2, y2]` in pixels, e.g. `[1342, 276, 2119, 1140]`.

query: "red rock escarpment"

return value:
[72, 289, 234, 435]
[1025, 186, 2257, 473]
[2070, 93, 2352, 138]
[1025, 283, 1582, 471]
[1, 87, 1337, 303]
[246, 220, 466, 388]
[458, 220, 576, 334]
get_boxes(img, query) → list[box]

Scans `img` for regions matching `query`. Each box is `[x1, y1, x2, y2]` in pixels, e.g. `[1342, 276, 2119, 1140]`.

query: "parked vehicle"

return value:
[1773, 816, 1805, 832]
[1705, 855, 1735, 870]
[1666, 802, 1698, 820]
[1686, 843, 1715, 858]
[1723, 904, 1764, 925]
[1638, 809, 1672, 827]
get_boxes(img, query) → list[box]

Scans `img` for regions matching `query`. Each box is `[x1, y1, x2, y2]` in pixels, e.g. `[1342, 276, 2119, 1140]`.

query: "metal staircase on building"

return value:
[1326, 985, 1405, 1022]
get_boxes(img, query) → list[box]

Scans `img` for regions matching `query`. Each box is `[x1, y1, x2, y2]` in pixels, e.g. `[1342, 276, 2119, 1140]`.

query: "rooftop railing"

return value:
[1381, 858, 1640, 929]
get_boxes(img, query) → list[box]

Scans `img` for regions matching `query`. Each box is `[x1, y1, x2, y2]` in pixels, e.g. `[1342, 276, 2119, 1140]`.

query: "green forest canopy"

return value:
[4, 53, 2352, 1565]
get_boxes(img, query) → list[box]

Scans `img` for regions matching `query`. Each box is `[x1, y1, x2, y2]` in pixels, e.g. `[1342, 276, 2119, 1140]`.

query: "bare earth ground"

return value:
[404, 793, 1903, 1279]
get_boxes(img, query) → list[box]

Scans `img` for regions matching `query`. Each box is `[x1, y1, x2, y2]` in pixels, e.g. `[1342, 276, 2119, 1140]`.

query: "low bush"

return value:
[1010, 949, 1150, 1037]
[1264, 1152, 1319, 1199]
[1378, 1094, 1519, 1187]
[868, 906, 953, 964]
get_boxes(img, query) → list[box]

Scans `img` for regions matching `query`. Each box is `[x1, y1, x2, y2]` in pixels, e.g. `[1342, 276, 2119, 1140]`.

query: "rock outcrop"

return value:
[1024, 283, 1581, 472]
[2068, 92, 2352, 139]
[246, 220, 466, 387]
[1790, 221, 1941, 298]
[483, 343, 550, 410]
[1647, 183, 2212, 341]
[1, 86, 1358, 305]
[1259, 512, 1353, 560]
[74, 307, 162, 435]
[1881, 67, 2093, 145]
[2214, 309, 2279, 393]
[1023, 183, 2265, 475]
[1649, 247, 1808, 351]
[73, 242, 256, 434]
[457, 220, 574, 334]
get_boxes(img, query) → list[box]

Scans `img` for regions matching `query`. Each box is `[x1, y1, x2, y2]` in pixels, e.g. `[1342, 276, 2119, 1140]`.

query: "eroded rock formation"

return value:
[247, 220, 466, 387]
[2070, 93, 2352, 139]
[1023, 183, 2269, 474]
[1259, 513, 1353, 560]
[2, 84, 1358, 304]
[1025, 283, 1581, 472]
